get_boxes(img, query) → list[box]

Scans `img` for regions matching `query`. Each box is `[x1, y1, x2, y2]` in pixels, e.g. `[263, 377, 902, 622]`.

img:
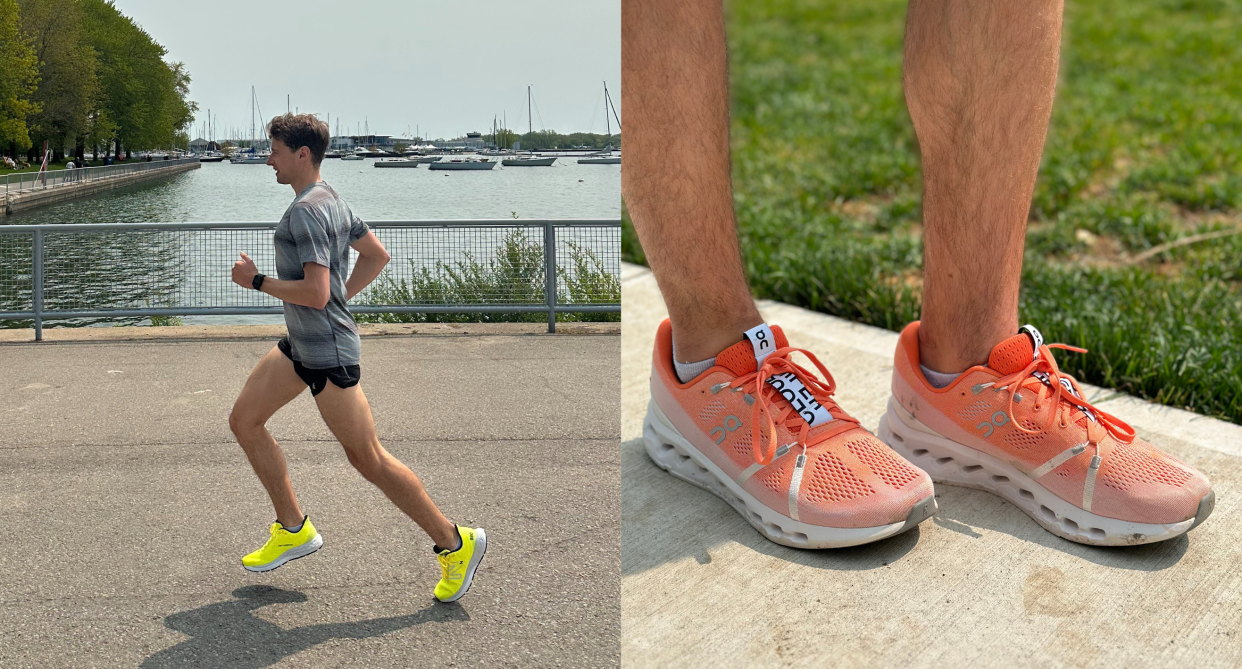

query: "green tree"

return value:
[0, 0, 41, 154]
[17, 0, 99, 161]
[79, 0, 195, 157]
[484, 129, 621, 151]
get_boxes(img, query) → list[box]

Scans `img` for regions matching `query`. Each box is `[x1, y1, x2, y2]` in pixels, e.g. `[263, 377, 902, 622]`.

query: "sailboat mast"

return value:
[528, 85, 532, 136]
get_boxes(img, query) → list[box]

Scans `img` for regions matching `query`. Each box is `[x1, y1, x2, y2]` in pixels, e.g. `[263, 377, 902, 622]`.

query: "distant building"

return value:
[350, 134, 396, 149]
[429, 132, 487, 150]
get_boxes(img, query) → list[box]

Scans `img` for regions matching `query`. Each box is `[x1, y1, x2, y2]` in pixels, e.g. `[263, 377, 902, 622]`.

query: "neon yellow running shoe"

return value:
[242, 516, 323, 572]
[434, 526, 487, 602]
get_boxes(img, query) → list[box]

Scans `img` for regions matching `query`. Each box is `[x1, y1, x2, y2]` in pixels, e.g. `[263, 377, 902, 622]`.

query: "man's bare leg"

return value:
[313, 382, 458, 550]
[229, 347, 309, 528]
[905, 0, 1064, 373]
[622, 0, 761, 363]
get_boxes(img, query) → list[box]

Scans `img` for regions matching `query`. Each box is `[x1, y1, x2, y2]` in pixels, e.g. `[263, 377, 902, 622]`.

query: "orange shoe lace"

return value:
[980, 342, 1136, 451]
[719, 345, 860, 466]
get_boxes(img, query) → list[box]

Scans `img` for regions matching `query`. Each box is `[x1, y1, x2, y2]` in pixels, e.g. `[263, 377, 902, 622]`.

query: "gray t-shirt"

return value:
[273, 181, 370, 368]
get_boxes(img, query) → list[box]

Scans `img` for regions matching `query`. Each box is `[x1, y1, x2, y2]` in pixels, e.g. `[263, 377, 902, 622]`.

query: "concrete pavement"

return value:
[621, 262, 1242, 668]
[0, 325, 620, 668]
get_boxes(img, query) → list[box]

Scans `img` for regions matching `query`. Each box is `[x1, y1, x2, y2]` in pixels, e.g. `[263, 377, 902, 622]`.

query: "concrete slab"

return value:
[0, 333, 620, 668]
[621, 262, 1242, 668]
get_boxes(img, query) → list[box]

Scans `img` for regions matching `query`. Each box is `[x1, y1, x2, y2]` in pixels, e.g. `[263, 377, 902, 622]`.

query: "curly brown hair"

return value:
[267, 113, 329, 165]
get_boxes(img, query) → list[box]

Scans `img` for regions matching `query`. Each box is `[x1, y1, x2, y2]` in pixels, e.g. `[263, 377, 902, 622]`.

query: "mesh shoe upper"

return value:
[651, 319, 933, 528]
[890, 321, 1210, 525]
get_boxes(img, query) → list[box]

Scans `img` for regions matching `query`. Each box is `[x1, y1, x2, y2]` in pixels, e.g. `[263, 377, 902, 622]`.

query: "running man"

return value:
[228, 113, 485, 602]
[625, 0, 1213, 548]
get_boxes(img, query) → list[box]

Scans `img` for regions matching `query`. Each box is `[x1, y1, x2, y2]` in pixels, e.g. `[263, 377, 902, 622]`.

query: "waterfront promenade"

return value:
[621, 262, 1242, 668]
[2, 159, 200, 217]
[0, 323, 620, 668]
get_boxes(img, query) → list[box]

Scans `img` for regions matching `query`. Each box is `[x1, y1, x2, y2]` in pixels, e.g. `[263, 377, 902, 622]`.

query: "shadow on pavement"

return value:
[141, 585, 469, 669]
[623, 438, 1191, 576]
[622, 439, 925, 575]
[929, 486, 1190, 571]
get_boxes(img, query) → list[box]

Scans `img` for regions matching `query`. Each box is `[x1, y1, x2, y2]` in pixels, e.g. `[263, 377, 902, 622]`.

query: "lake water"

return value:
[5, 156, 621, 224]
[0, 157, 621, 326]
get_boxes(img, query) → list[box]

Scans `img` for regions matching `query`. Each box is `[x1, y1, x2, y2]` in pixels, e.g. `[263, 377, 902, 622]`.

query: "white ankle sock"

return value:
[920, 364, 962, 389]
[673, 335, 717, 383]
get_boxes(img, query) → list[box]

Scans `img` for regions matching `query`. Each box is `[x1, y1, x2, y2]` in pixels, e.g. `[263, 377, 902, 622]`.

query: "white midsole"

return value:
[877, 397, 1192, 546]
[642, 398, 910, 549]
[244, 533, 324, 572]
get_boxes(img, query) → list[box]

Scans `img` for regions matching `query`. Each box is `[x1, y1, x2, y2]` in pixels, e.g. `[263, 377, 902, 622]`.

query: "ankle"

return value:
[433, 524, 462, 553]
[917, 323, 1004, 374]
[670, 317, 763, 365]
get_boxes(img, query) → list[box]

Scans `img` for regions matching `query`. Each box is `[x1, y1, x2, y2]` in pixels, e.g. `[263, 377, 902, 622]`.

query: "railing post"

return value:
[544, 221, 556, 333]
[32, 228, 43, 341]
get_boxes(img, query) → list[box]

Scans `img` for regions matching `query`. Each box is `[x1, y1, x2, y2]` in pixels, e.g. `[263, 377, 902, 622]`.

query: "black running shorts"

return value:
[277, 336, 361, 397]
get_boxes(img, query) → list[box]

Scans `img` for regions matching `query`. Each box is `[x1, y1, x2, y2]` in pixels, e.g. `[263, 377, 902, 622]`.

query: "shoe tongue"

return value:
[987, 324, 1044, 375]
[715, 324, 789, 376]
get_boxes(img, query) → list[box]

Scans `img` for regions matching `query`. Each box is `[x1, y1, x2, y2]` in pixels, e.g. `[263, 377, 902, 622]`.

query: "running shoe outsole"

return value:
[878, 397, 1214, 546]
[242, 534, 324, 572]
[643, 399, 937, 549]
[436, 528, 487, 603]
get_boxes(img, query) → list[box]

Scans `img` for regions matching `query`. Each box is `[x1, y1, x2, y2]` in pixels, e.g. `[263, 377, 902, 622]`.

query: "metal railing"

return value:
[3, 157, 198, 198]
[0, 219, 621, 338]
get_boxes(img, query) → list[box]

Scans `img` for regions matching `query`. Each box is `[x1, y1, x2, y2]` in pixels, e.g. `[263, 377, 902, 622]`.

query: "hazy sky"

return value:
[109, 0, 620, 141]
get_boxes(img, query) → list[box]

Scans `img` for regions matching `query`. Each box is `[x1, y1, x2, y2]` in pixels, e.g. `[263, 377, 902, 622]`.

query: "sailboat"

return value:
[503, 86, 558, 167]
[579, 81, 621, 164]
[231, 86, 272, 164]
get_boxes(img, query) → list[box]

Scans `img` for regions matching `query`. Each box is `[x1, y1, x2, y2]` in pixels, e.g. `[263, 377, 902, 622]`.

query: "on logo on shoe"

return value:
[711, 415, 743, 444]
[976, 410, 1009, 437]
[767, 373, 832, 427]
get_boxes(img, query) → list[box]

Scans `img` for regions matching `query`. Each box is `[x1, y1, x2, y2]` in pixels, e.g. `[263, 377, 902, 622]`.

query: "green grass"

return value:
[0, 160, 74, 175]
[622, 0, 1242, 423]
[357, 229, 620, 324]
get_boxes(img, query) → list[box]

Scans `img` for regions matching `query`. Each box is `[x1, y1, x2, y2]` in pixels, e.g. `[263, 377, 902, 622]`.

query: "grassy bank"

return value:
[1, 160, 75, 175]
[622, 0, 1242, 423]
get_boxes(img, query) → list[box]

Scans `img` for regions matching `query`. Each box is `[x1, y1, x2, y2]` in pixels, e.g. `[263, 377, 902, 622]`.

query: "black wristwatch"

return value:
[252, 273, 266, 291]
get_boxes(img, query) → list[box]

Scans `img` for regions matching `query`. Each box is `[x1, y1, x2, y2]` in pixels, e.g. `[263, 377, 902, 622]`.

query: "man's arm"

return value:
[232, 252, 330, 309]
[260, 262, 331, 309]
[344, 230, 391, 301]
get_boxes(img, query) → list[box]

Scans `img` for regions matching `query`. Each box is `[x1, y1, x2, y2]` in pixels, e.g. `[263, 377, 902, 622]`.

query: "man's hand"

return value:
[232, 251, 259, 289]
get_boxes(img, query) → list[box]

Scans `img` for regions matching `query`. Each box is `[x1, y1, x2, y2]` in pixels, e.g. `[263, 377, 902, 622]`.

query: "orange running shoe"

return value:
[878, 322, 1215, 546]
[643, 319, 937, 548]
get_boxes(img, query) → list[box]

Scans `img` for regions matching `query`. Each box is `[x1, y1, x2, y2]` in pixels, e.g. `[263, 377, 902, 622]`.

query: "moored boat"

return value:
[428, 157, 497, 170]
